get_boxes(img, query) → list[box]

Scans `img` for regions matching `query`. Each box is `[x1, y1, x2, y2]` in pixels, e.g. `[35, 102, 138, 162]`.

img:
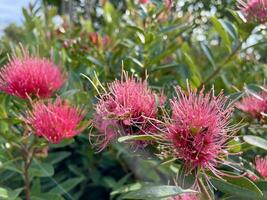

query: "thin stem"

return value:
[201, 33, 250, 86]
[22, 143, 36, 200]
[201, 42, 242, 86]
[197, 177, 213, 200]
[24, 162, 31, 200]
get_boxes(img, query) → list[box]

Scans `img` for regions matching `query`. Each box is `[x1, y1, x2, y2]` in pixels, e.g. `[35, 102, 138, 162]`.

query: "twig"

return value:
[197, 177, 213, 200]
[201, 33, 251, 86]
[201, 42, 242, 86]
[22, 141, 37, 200]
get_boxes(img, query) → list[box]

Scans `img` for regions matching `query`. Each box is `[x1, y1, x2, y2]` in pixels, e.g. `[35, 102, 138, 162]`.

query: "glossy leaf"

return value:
[243, 135, 267, 151]
[211, 175, 263, 199]
[118, 135, 158, 143]
[122, 185, 196, 199]
[211, 16, 231, 52]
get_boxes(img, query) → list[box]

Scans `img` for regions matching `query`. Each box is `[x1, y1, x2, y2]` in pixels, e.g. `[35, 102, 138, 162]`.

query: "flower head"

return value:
[89, 32, 101, 46]
[236, 92, 267, 120]
[168, 193, 199, 200]
[255, 156, 267, 180]
[166, 87, 235, 175]
[89, 33, 112, 49]
[0, 56, 64, 99]
[139, 0, 149, 4]
[26, 98, 84, 143]
[93, 73, 162, 150]
[238, 0, 267, 23]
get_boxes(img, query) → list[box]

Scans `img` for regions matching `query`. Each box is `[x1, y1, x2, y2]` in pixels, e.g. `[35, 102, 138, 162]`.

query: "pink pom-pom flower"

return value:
[165, 86, 237, 177]
[236, 92, 267, 120]
[255, 156, 267, 180]
[168, 193, 199, 200]
[93, 73, 163, 150]
[139, 0, 149, 4]
[0, 55, 64, 99]
[26, 98, 84, 144]
[238, 0, 267, 23]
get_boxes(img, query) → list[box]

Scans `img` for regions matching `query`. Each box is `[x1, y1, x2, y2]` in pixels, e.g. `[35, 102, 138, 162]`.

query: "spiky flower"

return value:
[26, 98, 84, 144]
[93, 73, 162, 150]
[168, 194, 199, 200]
[236, 93, 267, 120]
[238, 0, 267, 23]
[0, 55, 64, 99]
[166, 87, 236, 176]
[255, 156, 267, 180]
[139, 0, 149, 4]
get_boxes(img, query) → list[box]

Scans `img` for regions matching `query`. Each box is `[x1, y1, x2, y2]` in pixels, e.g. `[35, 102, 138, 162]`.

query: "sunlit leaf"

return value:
[243, 135, 267, 151]
[122, 185, 196, 199]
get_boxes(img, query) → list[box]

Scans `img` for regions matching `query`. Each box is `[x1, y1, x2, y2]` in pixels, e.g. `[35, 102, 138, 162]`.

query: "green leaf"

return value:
[103, 2, 115, 23]
[211, 175, 263, 199]
[7, 188, 23, 200]
[183, 53, 201, 87]
[118, 135, 157, 143]
[127, 56, 144, 68]
[245, 84, 265, 93]
[150, 63, 180, 72]
[184, 53, 201, 77]
[122, 185, 196, 199]
[126, 25, 145, 34]
[31, 193, 64, 200]
[136, 31, 145, 44]
[211, 16, 231, 52]
[50, 138, 74, 148]
[86, 56, 103, 67]
[0, 187, 22, 200]
[111, 183, 142, 197]
[220, 20, 238, 40]
[45, 151, 71, 165]
[200, 42, 216, 69]
[243, 135, 267, 151]
[0, 188, 8, 199]
[49, 177, 84, 195]
[29, 162, 54, 177]
[256, 181, 267, 200]
[160, 23, 190, 33]
[148, 42, 180, 65]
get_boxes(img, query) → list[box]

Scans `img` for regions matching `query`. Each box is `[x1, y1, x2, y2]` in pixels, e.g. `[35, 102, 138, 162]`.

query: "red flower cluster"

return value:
[0, 56, 64, 99]
[26, 98, 84, 144]
[89, 32, 112, 48]
[138, 0, 149, 4]
[238, 0, 267, 23]
[255, 156, 267, 180]
[236, 92, 267, 120]
[93, 74, 163, 150]
[166, 87, 235, 175]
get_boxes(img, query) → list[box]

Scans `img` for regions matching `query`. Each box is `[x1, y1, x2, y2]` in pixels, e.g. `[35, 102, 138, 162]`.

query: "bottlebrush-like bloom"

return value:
[89, 33, 112, 48]
[0, 56, 64, 99]
[166, 87, 236, 176]
[93, 73, 162, 150]
[236, 93, 267, 120]
[168, 193, 199, 200]
[238, 0, 267, 23]
[26, 98, 84, 144]
[89, 32, 101, 46]
[255, 156, 267, 179]
[139, 0, 149, 4]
